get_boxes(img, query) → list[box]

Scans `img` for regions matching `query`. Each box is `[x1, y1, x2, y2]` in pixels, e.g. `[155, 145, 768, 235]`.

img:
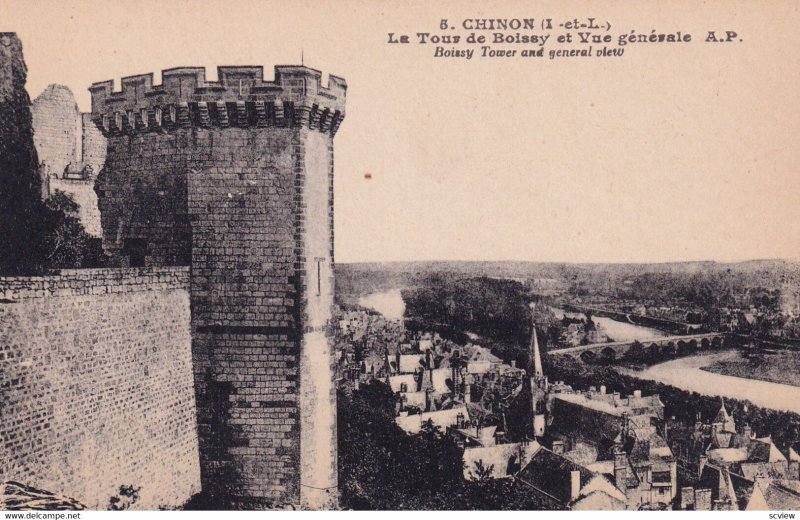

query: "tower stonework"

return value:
[89, 66, 345, 509]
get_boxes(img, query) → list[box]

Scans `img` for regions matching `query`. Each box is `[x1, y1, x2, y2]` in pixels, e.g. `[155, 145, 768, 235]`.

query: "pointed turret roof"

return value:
[714, 398, 736, 433]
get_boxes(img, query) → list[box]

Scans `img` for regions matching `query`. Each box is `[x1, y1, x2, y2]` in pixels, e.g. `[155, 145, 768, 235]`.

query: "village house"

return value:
[462, 441, 541, 480]
[514, 446, 628, 510]
[545, 387, 677, 510]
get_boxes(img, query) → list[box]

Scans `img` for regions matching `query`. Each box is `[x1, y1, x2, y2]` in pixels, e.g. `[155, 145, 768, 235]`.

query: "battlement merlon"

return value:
[88, 65, 346, 136]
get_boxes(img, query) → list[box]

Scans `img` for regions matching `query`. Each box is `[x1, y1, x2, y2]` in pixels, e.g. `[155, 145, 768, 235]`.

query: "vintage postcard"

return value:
[1, 0, 799, 513]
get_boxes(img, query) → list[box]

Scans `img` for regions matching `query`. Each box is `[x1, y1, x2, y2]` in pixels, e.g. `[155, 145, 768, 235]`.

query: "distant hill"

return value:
[335, 259, 800, 299]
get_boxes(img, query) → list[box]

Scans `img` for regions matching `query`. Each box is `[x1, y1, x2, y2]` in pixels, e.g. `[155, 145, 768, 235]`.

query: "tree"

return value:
[625, 341, 645, 362]
[42, 190, 106, 269]
[470, 460, 496, 482]
[338, 380, 550, 510]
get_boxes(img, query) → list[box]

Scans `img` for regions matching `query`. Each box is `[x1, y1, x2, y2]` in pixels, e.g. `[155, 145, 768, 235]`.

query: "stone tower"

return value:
[89, 65, 345, 509]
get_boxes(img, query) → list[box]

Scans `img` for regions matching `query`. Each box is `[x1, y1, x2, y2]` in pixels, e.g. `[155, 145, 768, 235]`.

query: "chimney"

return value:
[614, 446, 628, 493]
[510, 360, 516, 368]
[743, 424, 752, 439]
[395, 350, 401, 373]
[494, 430, 505, 445]
[552, 440, 565, 456]
[600, 385, 606, 394]
[680, 486, 696, 510]
[464, 383, 471, 403]
[456, 412, 465, 429]
[633, 390, 642, 398]
[570, 470, 581, 501]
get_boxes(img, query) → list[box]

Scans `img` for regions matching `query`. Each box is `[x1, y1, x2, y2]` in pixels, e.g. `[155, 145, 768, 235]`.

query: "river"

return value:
[358, 288, 406, 321]
[358, 294, 800, 413]
[357, 296, 667, 339]
[617, 351, 800, 415]
[550, 307, 667, 342]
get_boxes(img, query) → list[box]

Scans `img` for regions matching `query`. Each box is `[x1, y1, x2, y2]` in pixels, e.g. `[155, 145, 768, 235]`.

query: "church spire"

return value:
[530, 319, 547, 437]
[715, 397, 736, 433]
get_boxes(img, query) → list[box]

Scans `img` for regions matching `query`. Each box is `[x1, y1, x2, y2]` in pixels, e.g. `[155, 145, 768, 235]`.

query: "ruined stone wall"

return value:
[0, 268, 201, 510]
[90, 65, 345, 509]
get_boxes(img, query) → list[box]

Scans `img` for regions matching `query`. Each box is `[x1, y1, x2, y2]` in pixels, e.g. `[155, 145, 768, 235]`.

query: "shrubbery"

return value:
[338, 380, 552, 510]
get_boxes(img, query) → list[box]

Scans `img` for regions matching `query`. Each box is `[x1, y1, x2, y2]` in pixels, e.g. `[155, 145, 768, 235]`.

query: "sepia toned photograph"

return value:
[1, 0, 799, 513]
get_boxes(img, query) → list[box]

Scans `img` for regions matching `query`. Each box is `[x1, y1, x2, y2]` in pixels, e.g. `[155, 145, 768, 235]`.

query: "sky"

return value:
[5, 0, 800, 264]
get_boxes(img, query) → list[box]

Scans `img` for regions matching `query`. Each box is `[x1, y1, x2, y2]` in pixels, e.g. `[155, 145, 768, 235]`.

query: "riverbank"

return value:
[701, 349, 800, 388]
[549, 306, 667, 343]
[547, 354, 800, 453]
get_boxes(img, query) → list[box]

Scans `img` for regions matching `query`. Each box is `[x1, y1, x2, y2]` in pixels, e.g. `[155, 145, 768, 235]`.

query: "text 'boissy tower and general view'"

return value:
[2, 32, 800, 511]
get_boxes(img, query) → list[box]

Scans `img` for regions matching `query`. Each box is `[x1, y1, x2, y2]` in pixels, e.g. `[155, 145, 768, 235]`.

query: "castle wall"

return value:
[0, 268, 200, 509]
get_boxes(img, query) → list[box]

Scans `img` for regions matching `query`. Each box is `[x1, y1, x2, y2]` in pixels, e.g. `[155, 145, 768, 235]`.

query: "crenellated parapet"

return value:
[89, 65, 346, 137]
